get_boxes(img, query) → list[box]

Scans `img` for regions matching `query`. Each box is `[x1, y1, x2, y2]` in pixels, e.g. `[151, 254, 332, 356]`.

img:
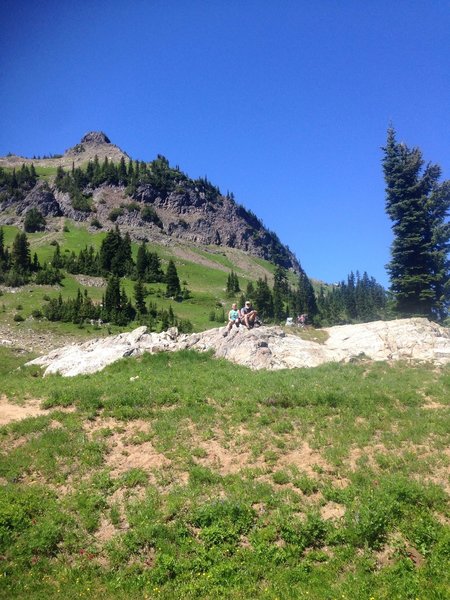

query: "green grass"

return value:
[0, 221, 275, 333]
[0, 347, 449, 599]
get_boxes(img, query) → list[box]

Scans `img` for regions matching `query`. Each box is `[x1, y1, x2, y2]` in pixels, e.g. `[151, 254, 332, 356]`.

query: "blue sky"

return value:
[1, 1, 449, 287]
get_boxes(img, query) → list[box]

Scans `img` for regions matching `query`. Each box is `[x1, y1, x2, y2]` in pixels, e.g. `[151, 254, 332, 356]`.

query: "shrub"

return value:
[109, 207, 124, 222]
[90, 218, 102, 229]
[125, 201, 141, 212]
[13, 314, 24, 322]
[71, 193, 92, 212]
[24, 208, 46, 233]
[141, 206, 163, 228]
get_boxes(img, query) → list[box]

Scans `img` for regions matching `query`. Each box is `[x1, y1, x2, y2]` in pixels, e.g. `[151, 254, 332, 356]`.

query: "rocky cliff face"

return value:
[0, 132, 300, 271]
[27, 318, 450, 377]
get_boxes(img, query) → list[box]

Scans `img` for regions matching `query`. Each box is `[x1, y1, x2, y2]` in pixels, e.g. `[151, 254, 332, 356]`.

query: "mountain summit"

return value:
[0, 133, 301, 271]
[80, 131, 111, 145]
[64, 131, 128, 164]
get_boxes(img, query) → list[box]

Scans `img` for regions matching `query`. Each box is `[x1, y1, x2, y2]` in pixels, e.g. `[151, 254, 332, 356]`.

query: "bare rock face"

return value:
[16, 181, 62, 217]
[80, 131, 111, 145]
[26, 318, 450, 377]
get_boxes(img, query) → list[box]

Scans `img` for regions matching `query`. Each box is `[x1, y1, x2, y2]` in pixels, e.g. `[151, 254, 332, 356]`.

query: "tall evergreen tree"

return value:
[134, 280, 147, 314]
[383, 127, 450, 319]
[293, 271, 318, 321]
[11, 232, 31, 274]
[273, 266, 288, 322]
[165, 259, 181, 298]
[136, 241, 149, 279]
[254, 276, 273, 320]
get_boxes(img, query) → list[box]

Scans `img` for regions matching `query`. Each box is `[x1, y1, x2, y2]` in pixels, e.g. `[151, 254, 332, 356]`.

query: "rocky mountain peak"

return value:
[80, 131, 111, 145]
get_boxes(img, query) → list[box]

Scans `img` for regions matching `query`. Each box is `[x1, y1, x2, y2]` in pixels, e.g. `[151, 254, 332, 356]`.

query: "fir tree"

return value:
[383, 127, 450, 319]
[136, 241, 148, 279]
[254, 276, 273, 320]
[165, 259, 181, 298]
[11, 232, 31, 274]
[24, 208, 46, 233]
[134, 280, 147, 314]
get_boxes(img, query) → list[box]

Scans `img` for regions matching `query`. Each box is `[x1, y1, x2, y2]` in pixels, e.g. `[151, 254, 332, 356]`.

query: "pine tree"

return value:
[254, 276, 273, 320]
[226, 270, 240, 296]
[24, 208, 46, 233]
[383, 127, 450, 319]
[294, 271, 318, 321]
[136, 241, 148, 279]
[165, 259, 181, 298]
[147, 251, 164, 282]
[134, 280, 147, 314]
[273, 266, 289, 321]
[104, 275, 122, 318]
[11, 232, 31, 274]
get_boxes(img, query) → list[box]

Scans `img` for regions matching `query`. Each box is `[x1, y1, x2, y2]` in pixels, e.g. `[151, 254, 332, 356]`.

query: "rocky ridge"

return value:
[27, 318, 450, 377]
[0, 132, 300, 270]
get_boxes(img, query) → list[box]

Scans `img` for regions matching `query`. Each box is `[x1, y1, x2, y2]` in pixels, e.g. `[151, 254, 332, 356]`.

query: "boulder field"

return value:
[27, 318, 450, 377]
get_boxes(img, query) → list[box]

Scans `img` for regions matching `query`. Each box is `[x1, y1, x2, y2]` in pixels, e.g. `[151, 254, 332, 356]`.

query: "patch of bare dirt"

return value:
[0, 321, 85, 354]
[0, 395, 47, 425]
[320, 502, 345, 521]
[422, 400, 447, 410]
[374, 534, 425, 570]
[278, 442, 333, 477]
[194, 437, 266, 475]
[84, 418, 171, 478]
[171, 246, 229, 272]
[346, 443, 390, 472]
[95, 517, 121, 544]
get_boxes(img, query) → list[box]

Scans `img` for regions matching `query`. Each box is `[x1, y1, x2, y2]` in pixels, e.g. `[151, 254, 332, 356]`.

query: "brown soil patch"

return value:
[92, 421, 171, 478]
[346, 443, 390, 472]
[278, 442, 332, 476]
[171, 246, 229, 273]
[320, 502, 345, 521]
[94, 517, 119, 544]
[422, 400, 447, 410]
[194, 438, 265, 475]
[0, 395, 47, 425]
[374, 534, 425, 569]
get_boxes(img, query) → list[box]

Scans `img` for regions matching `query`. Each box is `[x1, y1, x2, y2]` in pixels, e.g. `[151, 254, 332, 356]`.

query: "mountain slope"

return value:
[0, 132, 301, 271]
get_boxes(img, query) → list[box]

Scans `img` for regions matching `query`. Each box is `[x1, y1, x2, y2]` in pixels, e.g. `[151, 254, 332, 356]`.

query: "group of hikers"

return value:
[223, 300, 261, 337]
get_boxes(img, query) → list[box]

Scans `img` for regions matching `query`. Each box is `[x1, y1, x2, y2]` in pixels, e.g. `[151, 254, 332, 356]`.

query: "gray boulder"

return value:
[27, 318, 450, 377]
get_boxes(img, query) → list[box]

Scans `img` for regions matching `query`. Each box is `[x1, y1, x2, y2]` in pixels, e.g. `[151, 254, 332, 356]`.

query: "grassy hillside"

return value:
[0, 348, 449, 599]
[0, 220, 285, 344]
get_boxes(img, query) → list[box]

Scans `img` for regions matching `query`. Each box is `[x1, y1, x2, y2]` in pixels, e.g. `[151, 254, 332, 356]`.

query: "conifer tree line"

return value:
[42, 282, 192, 332]
[49, 225, 190, 296]
[0, 164, 37, 202]
[226, 266, 386, 326]
[0, 228, 62, 287]
[383, 127, 450, 321]
[53, 155, 221, 212]
[0, 225, 193, 331]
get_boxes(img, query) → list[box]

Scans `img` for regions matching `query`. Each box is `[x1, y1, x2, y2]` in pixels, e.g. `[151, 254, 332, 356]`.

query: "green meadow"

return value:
[0, 221, 269, 335]
[0, 347, 449, 599]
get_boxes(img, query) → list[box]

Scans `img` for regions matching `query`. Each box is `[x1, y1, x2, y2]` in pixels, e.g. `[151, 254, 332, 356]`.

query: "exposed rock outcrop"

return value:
[15, 181, 62, 217]
[27, 318, 450, 377]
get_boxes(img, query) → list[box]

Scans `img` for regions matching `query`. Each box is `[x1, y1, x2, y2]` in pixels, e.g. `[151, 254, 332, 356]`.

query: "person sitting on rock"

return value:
[223, 303, 241, 337]
[240, 300, 259, 329]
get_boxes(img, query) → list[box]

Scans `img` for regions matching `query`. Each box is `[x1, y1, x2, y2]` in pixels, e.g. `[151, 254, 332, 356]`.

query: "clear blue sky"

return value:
[1, 1, 449, 287]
